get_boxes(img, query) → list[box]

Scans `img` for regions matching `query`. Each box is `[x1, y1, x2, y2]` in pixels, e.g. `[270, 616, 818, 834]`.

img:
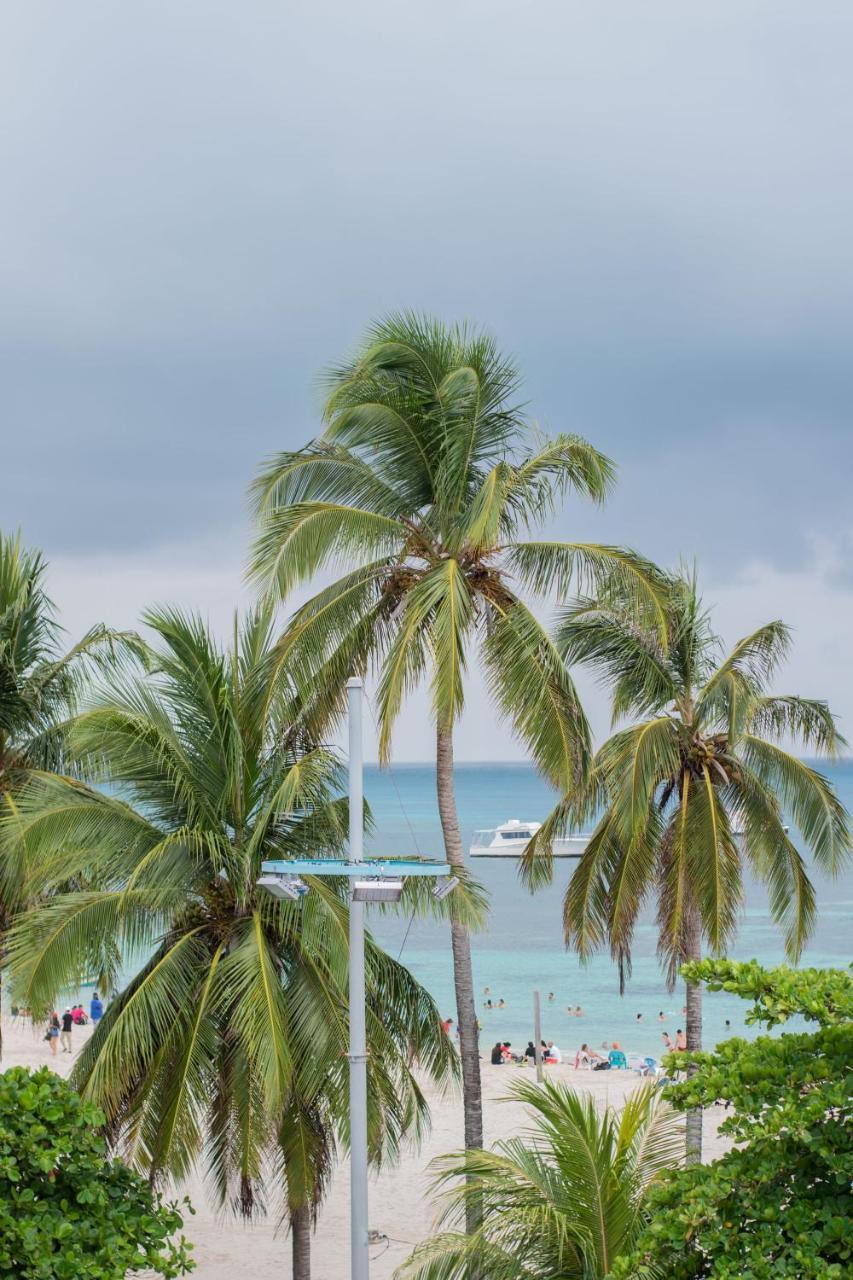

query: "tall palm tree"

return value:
[395, 1078, 682, 1280]
[3, 606, 457, 1279]
[249, 314, 663, 1189]
[527, 570, 851, 1162]
[0, 531, 138, 1042]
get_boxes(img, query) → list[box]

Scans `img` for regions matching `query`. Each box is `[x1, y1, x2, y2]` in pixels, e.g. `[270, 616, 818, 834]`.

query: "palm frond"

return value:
[740, 736, 851, 874]
[482, 600, 591, 793]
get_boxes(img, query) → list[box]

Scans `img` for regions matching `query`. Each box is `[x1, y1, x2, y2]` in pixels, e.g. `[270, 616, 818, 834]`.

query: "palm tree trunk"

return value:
[291, 1204, 312, 1280]
[436, 725, 483, 1232]
[683, 900, 703, 1165]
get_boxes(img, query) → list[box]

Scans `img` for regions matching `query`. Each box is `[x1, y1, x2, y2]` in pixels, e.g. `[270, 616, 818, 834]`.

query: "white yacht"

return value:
[469, 818, 590, 859]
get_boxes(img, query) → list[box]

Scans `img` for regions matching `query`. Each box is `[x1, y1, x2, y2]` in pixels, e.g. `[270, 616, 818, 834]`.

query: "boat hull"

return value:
[469, 836, 589, 859]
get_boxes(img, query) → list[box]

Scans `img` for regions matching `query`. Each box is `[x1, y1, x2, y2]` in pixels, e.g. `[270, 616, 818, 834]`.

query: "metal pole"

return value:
[347, 678, 369, 1280]
[533, 989, 543, 1083]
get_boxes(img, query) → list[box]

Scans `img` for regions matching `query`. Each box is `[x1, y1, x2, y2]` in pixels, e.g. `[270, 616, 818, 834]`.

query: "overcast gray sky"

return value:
[3, 1, 852, 759]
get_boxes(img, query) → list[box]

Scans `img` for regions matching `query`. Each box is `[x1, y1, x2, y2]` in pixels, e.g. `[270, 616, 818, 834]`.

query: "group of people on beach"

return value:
[44, 992, 104, 1056]
[490, 1038, 564, 1065]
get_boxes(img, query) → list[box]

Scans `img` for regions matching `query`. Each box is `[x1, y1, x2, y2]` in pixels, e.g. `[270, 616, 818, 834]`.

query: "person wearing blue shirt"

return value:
[89, 992, 104, 1023]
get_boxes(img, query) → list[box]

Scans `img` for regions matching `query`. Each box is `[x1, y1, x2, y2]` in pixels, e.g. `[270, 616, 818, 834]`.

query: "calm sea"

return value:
[365, 760, 853, 1056]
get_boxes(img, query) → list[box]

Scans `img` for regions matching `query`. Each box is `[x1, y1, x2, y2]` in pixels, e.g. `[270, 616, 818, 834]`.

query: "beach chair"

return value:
[608, 1049, 627, 1070]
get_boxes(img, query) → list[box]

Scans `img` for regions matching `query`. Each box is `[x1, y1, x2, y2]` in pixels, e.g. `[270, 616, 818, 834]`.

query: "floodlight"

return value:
[432, 875, 460, 901]
[257, 874, 309, 901]
[351, 878, 404, 903]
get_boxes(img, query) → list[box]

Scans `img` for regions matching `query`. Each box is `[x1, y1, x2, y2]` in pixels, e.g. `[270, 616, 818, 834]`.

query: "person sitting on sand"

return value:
[579, 1042, 605, 1065]
[524, 1040, 536, 1061]
[675, 1028, 687, 1051]
[490, 1042, 503, 1065]
[545, 1040, 562, 1063]
[500, 1042, 513, 1063]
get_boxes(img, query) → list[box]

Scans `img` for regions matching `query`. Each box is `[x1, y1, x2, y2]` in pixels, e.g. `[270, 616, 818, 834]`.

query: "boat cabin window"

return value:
[501, 829, 531, 840]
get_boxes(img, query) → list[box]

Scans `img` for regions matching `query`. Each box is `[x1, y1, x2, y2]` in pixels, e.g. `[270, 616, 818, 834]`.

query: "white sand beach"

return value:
[4, 1015, 729, 1279]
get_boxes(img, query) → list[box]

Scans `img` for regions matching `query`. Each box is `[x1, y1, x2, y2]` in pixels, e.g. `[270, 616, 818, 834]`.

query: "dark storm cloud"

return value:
[2, 0, 852, 575]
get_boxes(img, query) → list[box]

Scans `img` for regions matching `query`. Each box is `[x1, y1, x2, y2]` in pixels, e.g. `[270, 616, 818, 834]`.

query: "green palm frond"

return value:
[509, 542, 668, 636]
[697, 620, 791, 700]
[482, 600, 591, 793]
[250, 502, 406, 600]
[746, 694, 846, 754]
[395, 1079, 680, 1280]
[428, 560, 475, 734]
[740, 736, 851, 873]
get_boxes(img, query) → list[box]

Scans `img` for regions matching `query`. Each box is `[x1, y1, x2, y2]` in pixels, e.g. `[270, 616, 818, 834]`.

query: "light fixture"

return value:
[432, 875, 459, 901]
[257, 874, 309, 901]
[351, 878, 404, 903]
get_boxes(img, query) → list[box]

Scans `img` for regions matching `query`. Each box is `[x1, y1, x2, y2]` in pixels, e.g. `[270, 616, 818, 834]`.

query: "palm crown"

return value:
[4, 606, 457, 1229]
[249, 313, 662, 784]
[532, 571, 850, 983]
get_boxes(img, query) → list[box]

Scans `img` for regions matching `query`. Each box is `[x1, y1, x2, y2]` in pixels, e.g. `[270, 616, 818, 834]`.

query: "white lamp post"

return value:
[258, 678, 454, 1279]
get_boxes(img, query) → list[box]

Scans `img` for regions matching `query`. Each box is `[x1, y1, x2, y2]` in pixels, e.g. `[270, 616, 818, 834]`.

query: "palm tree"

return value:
[3, 605, 457, 1279]
[395, 1078, 682, 1279]
[249, 314, 664, 1190]
[528, 570, 851, 1162]
[0, 531, 138, 1042]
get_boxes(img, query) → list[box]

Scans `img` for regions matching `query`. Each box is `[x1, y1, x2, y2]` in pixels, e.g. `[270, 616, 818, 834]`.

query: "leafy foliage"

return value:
[396, 1078, 682, 1280]
[3, 607, 458, 1244]
[0, 1066, 192, 1279]
[612, 961, 853, 1279]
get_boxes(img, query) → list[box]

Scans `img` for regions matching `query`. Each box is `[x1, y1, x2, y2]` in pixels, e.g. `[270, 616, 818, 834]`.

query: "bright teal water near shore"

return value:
[365, 761, 853, 1057]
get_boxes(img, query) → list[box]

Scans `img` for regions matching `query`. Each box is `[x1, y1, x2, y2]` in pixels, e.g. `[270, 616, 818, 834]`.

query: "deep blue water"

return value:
[364, 760, 853, 1057]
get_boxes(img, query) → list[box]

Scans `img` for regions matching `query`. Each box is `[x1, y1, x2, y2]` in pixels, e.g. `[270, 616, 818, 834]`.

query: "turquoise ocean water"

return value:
[365, 761, 853, 1058]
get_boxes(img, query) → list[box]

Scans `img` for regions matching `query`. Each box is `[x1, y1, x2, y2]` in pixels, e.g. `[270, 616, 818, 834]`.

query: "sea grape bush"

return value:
[611, 960, 852, 1279]
[0, 1067, 193, 1279]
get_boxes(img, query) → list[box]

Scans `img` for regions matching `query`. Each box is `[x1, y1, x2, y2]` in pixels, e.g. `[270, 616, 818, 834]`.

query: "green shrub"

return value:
[0, 1067, 193, 1279]
[612, 960, 852, 1279]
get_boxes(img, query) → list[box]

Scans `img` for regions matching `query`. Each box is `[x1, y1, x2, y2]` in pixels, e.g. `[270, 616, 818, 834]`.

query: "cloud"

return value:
[3, 1, 852, 753]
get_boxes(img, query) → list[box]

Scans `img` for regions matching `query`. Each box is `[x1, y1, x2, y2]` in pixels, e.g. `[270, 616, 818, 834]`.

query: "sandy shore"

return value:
[4, 1016, 728, 1278]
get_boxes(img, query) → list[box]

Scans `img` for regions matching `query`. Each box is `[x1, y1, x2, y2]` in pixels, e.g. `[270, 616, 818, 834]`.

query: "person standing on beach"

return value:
[60, 1009, 73, 1053]
[90, 992, 104, 1023]
[46, 1012, 60, 1056]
